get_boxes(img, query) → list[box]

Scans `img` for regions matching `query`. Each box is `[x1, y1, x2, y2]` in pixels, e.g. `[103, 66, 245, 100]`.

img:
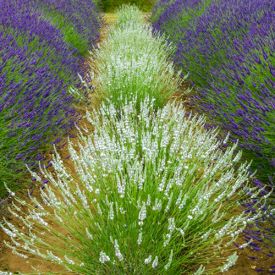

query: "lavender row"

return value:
[0, 0, 101, 196]
[36, 0, 101, 55]
[152, 0, 275, 185]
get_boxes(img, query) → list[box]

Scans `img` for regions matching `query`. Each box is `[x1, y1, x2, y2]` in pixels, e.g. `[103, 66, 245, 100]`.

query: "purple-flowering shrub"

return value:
[0, 0, 100, 196]
[152, 0, 275, 184]
[150, 0, 171, 22]
[0, 0, 80, 75]
[40, 0, 100, 42]
[202, 9, 275, 181]
[152, 0, 207, 44]
[37, 0, 101, 55]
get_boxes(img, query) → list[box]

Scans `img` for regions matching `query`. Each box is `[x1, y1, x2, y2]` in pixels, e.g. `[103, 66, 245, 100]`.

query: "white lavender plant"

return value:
[115, 4, 146, 27]
[1, 97, 269, 274]
[90, 5, 184, 109]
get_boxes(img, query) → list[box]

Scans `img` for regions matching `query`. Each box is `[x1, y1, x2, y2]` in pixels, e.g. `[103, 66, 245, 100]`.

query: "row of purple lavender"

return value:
[36, 0, 101, 55]
[39, 0, 100, 44]
[0, 0, 101, 196]
[152, 0, 274, 188]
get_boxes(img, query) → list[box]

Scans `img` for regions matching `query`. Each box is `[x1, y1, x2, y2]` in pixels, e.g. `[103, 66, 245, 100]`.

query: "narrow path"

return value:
[0, 13, 116, 274]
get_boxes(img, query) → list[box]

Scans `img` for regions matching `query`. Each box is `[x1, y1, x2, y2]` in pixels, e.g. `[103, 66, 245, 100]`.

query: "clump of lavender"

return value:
[101, 0, 155, 12]
[1, 97, 269, 274]
[36, 0, 101, 55]
[152, 0, 274, 184]
[115, 4, 147, 27]
[197, 3, 275, 183]
[89, 5, 184, 109]
[0, 0, 80, 75]
[0, 0, 100, 196]
[151, 0, 171, 23]
[152, 0, 197, 31]
[152, 0, 207, 44]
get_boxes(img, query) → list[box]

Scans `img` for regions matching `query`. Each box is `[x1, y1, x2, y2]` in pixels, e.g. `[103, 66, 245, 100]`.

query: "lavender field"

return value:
[0, 0, 274, 274]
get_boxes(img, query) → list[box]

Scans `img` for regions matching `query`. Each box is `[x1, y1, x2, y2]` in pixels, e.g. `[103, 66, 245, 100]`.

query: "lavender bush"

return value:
[0, 0, 100, 196]
[152, 0, 208, 44]
[37, 0, 101, 55]
[2, 97, 270, 274]
[152, 0, 275, 185]
[151, 0, 171, 23]
[101, 0, 155, 12]
[87, 4, 184, 110]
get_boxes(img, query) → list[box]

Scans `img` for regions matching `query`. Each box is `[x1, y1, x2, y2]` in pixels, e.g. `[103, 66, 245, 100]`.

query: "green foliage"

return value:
[153, 0, 212, 47]
[1, 6, 271, 274]
[150, 0, 174, 23]
[102, 0, 156, 12]
[4, 32, 73, 87]
[0, 113, 29, 195]
[115, 4, 146, 26]
[0, 28, 76, 197]
[41, 9, 89, 56]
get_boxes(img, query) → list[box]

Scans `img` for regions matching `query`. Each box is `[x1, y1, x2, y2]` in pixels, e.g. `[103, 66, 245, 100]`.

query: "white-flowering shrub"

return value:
[115, 4, 146, 27]
[1, 98, 269, 274]
[90, 5, 184, 109]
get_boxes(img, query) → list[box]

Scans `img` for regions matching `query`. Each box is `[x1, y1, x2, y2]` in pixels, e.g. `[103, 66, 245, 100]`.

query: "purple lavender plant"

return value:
[151, 0, 175, 25]
[0, 0, 100, 196]
[36, 0, 101, 55]
[152, 0, 274, 183]
[152, 0, 202, 31]
[0, 0, 80, 74]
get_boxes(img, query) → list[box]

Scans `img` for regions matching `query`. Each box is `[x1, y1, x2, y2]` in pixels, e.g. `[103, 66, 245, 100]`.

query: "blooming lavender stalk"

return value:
[1, 97, 269, 274]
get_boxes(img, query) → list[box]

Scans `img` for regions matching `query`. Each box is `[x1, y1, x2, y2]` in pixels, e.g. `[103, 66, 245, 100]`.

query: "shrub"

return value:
[151, 0, 275, 184]
[101, 0, 156, 12]
[0, 0, 100, 196]
[36, 0, 101, 55]
[152, 0, 210, 44]
[0, 0, 80, 76]
[1, 97, 269, 274]
[115, 4, 147, 26]
[90, 5, 183, 109]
